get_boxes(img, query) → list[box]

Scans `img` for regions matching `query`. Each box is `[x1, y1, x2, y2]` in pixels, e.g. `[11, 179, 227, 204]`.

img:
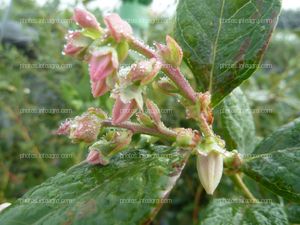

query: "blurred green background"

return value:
[0, 0, 300, 224]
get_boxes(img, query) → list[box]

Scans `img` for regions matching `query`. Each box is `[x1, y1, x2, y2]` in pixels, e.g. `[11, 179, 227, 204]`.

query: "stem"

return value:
[163, 66, 197, 103]
[101, 120, 177, 141]
[193, 185, 203, 225]
[198, 113, 214, 137]
[233, 174, 257, 201]
[127, 36, 215, 138]
[128, 36, 197, 103]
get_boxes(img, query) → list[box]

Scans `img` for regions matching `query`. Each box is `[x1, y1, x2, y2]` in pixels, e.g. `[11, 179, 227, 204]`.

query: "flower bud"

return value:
[196, 136, 225, 194]
[89, 48, 118, 82]
[184, 92, 213, 124]
[69, 113, 102, 143]
[63, 31, 92, 58]
[196, 150, 223, 195]
[154, 78, 179, 95]
[112, 96, 137, 124]
[145, 99, 161, 125]
[86, 149, 109, 165]
[91, 79, 110, 98]
[56, 112, 102, 143]
[112, 130, 133, 152]
[55, 119, 72, 135]
[87, 130, 133, 165]
[73, 8, 102, 37]
[89, 48, 119, 97]
[87, 107, 108, 120]
[156, 35, 183, 67]
[175, 128, 195, 147]
[104, 13, 133, 42]
[136, 112, 155, 128]
[128, 58, 161, 85]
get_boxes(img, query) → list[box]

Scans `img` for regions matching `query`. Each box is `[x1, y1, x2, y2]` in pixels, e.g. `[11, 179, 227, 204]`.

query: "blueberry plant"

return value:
[1, 0, 299, 224]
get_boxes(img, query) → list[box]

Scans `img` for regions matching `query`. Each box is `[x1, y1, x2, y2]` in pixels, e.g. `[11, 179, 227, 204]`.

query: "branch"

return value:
[128, 37, 197, 103]
[232, 174, 257, 201]
[101, 119, 177, 141]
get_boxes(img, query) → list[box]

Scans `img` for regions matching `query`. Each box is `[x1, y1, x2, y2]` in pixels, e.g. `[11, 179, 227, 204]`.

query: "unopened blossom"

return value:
[86, 149, 108, 165]
[136, 112, 155, 128]
[104, 13, 133, 42]
[73, 8, 101, 32]
[55, 119, 72, 135]
[89, 48, 119, 97]
[145, 99, 161, 125]
[112, 96, 137, 124]
[156, 35, 183, 67]
[128, 58, 162, 85]
[63, 31, 91, 57]
[155, 78, 179, 95]
[56, 113, 102, 143]
[175, 128, 197, 147]
[87, 130, 133, 165]
[197, 151, 223, 195]
[69, 113, 101, 143]
[196, 136, 225, 194]
[111, 130, 133, 152]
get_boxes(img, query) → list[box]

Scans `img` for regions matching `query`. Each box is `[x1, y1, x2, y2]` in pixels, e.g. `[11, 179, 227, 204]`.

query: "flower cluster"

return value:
[58, 7, 228, 195]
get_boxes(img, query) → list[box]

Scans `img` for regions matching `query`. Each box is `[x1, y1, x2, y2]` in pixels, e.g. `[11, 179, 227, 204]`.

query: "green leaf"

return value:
[174, 0, 282, 106]
[241, 147, 300, 202]
[213, 87, 256, 154]
[284, 203, 300, 224]
[199, 198, 288, 225]
[0, 145, 190, 225]
[254, 118, 300, 154]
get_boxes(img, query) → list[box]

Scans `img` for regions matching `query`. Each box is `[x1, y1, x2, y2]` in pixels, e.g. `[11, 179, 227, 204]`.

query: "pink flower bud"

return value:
[87, 130, 133, 165]
[155, 78, 179, 95]
[128, 59, 161, 85]
[63, 31, 91, 57]
[88, 49, 119, 97]
[55, 119, 72, 135]
[69, 113, 101, 143]
[156, 35, 183, 67]
[86, 149, 108, 165]
[104, 13, 133, 42]
[89, 50, 118, 81]
[112, 96, 137, 124]
[145, 99, 161, 125]
[113, 130, 133, 152]
[91, 78, 110, 97]
[73, 8, 101, 31]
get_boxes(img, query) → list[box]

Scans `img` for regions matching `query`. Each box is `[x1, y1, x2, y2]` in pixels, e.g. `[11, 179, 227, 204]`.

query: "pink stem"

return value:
[101, 119, 177, 141]
[128, 37, 197, 103]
